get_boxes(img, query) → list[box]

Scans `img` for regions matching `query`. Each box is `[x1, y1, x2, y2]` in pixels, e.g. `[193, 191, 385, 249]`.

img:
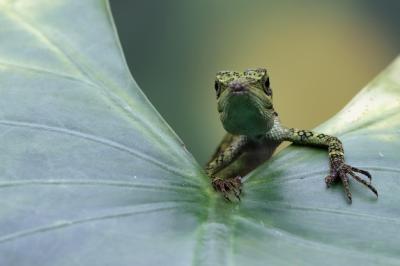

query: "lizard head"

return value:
[214, 68, 275, 136]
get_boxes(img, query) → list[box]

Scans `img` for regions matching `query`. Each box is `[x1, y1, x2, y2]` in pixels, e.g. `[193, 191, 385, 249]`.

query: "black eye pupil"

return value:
[263, 78, 272, 95]
[214, 81, 220, 92]
[264, 78, 270, 88]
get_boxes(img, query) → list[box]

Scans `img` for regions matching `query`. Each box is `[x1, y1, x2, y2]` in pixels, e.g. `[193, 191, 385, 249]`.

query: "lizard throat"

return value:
[219, 94, 274, 136]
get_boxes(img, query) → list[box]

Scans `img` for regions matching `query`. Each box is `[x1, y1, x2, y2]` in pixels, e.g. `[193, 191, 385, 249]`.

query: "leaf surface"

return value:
[0, 1, 399, 265]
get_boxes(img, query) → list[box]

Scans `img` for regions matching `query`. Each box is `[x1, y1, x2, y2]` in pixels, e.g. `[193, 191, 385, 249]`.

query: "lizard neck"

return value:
[263, 114, 290, 141]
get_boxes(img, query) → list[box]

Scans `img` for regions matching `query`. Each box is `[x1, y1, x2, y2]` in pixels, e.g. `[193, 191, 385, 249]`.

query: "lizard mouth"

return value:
[231, 90, 248, 95]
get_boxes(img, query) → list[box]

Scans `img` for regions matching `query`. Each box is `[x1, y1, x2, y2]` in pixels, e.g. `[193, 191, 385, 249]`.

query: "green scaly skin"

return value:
[206, 68, 378, 203]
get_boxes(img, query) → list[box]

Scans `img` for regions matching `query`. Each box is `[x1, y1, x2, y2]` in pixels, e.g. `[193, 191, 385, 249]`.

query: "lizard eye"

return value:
[264, 77, 270, 88]
[214, 80, 221, 96]
[263, 77, 272, 95]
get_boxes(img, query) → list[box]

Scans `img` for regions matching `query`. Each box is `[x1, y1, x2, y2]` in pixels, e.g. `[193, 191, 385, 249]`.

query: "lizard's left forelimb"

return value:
[282, 128, 377, 202]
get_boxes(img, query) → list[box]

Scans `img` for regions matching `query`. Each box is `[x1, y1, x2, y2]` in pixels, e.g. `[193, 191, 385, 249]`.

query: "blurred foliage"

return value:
[110, 0, 400, 164]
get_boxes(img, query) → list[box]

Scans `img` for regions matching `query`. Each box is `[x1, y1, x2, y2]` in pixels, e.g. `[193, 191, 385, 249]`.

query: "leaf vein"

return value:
[246, 166, 400, 187]
[0, 120, 194, 179]
[0, 202, 183, 244]
[235, 216, 400, 262]
[0, 179, 200, 192]
[0, 60, 99, 89]
[244, 200, 400, 224]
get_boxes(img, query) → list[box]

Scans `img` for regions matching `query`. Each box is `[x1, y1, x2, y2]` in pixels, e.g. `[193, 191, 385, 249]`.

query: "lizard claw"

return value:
[327, 160, 378, 203]
[212, 176, 242, 202]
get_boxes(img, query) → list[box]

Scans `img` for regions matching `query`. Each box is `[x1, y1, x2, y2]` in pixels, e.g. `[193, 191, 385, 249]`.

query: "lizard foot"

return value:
[325, 160, 378, 203]
[212, 176, 242, 201]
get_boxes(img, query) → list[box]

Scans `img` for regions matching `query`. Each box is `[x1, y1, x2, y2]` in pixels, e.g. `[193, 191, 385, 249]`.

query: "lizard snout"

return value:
[228, 80, 248, 93]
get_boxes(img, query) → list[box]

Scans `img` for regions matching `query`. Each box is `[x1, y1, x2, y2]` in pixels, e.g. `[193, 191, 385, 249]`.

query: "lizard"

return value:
[205, 68, 378, 203]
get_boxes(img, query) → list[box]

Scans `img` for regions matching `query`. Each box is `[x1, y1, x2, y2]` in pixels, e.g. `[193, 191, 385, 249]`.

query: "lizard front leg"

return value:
[206, 135, 248, 200]
[284, 128, 378, 203]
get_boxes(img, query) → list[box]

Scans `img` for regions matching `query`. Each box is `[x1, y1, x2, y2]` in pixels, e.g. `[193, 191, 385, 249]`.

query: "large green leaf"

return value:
[0, 1, 399, 265]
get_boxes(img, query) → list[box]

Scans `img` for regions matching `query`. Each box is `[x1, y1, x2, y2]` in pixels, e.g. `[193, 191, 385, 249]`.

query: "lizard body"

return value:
[206, 68, 377, 202]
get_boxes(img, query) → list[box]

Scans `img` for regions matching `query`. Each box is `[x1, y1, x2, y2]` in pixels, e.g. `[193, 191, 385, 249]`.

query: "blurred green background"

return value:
[110, 0, 400, 165]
